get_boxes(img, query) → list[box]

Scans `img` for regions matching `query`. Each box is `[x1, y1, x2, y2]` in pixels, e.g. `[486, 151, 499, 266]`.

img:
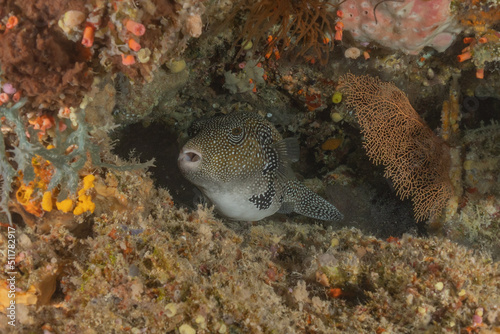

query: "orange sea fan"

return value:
[339, 74, 454, 222]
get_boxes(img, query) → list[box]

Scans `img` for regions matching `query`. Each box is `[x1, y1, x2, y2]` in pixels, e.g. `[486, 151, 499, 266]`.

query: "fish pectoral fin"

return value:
[272, 137, 300, 163]
[272, 137, 300, 181]
[193, 187, 210, 207]
[284, 180, 344, 221]
[278, 202, 294, 214]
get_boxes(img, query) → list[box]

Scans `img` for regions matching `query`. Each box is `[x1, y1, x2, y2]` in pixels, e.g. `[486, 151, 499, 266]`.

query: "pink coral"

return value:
[339, 0, 460, 54]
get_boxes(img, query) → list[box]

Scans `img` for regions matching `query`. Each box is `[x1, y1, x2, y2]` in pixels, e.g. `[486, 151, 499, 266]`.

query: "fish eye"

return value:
[228, 126, 245, 145]
[231, 127, 242, 136]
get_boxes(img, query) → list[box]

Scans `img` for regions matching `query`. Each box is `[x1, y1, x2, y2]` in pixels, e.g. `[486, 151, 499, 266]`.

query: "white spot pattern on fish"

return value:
[178, 111, 343, 222]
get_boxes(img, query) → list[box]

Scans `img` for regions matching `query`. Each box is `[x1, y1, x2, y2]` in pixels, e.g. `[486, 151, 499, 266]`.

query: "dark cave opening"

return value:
[111, 122, 197, 210]
[111, 119, 422, 239]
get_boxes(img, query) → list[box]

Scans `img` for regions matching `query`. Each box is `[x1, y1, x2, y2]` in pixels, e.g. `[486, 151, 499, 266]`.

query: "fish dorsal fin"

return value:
[282, 180, 344, 221]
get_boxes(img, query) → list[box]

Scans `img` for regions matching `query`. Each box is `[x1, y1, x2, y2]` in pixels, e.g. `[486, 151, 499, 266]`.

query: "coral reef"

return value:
[223, 59, 265, 93]
[0, 98, 153, 227]
[444, 122, 500, 258]
[1, 0, 500, 332]
[113, 67, 190, 125]
[0, 0, 205, 112]
[0, 10, 92, 109]
[234, 0, 340, 64]
[1, 179, 499, 332]
[457, 30, 500, 79]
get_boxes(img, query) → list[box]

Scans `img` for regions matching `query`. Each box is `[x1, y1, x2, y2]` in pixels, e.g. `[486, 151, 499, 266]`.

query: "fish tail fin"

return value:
[282, 180, 344, 221]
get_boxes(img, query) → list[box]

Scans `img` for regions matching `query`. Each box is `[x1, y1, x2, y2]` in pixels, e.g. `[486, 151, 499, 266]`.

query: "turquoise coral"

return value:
[0, 100, 153, 225]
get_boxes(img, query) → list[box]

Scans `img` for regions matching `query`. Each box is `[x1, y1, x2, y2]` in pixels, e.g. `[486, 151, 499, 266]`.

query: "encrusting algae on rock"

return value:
[1, 178, 498, 332]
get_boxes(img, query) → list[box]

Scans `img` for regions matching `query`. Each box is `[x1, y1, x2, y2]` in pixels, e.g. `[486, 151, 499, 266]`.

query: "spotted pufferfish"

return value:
[178, 111, 343, 222]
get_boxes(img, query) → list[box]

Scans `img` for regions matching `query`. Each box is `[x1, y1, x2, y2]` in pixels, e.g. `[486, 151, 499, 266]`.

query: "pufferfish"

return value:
[178, 111, 343, 222]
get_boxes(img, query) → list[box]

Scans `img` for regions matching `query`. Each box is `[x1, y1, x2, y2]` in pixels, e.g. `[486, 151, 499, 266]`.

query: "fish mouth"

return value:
[178, 149, 202, 171]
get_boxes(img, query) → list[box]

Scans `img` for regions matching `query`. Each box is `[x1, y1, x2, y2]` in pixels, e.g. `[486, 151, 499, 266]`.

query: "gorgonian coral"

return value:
[234, 0, 339, 64]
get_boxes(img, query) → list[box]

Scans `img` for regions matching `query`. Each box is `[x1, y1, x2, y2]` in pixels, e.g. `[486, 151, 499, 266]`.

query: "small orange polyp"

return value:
[329, 288, 342, 298]
[12, 91, 21, 102]
[463, 37, 474, 44]
[128, 38, 141, 51]
[457, 51, 471, 62]
[6, 16, 18, 29]
[81, 26, 95, 47]
[125, 19, 145, 36]
[334, 30, 343, 41]
[334, 22, 344, 41]
[0, 93, 9, 103]
[476, 68, 484, 79]
[274, 49, 280, 60]
[121, 54, 136, 65]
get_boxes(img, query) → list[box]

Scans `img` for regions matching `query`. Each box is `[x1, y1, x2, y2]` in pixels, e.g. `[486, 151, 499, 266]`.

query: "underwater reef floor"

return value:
[0, 171, 498, 332]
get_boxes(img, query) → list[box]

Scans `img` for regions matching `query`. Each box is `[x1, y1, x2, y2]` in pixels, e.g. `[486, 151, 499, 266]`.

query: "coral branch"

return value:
[1, 101, 155, 225]
[234, 0, 338, 64]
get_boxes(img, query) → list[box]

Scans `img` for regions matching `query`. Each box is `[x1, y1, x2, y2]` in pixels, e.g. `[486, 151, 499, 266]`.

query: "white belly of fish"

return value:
[203, 188, 277, 221]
